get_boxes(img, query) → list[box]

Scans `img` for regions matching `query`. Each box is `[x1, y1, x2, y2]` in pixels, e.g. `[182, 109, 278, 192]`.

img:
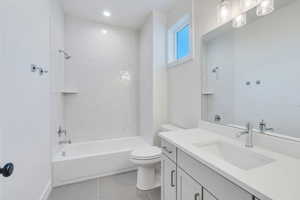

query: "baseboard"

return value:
[40, 180, 52, 200]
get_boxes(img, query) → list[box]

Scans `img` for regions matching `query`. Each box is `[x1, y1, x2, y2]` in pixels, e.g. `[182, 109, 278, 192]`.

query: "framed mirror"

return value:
[201, 0, 300, 139]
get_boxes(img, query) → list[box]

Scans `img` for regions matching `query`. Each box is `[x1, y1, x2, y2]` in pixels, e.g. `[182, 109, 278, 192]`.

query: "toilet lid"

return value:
[131, 146, 162, 160]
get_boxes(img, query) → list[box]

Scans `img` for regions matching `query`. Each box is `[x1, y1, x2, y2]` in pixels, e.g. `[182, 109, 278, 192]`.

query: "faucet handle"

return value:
[246, 122, 253, 130]
[57, 126, 63, 137]
[57, 126, 67, 137]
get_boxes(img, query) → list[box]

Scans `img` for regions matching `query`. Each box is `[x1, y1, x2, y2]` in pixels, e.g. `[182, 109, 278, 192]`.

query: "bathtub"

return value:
[52, 136, 149, 187]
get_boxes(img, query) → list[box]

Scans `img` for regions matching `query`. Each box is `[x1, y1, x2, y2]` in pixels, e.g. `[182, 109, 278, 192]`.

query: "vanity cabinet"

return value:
[177, 168, 203, 200]
[177, 150, 253, 200]
[203, 190, 217, 200]
[161, 139, 177, 162]
[161, 154, 176, 200]
[177, 168, 218, 200]
[161, 139, 258, 200]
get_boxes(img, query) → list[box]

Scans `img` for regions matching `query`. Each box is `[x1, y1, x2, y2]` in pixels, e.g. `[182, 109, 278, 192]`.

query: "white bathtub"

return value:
[52, 136, 149, 187]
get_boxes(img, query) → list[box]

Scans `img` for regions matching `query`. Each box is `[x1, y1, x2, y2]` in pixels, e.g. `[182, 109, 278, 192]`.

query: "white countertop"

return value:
[159, 128, 300, 200]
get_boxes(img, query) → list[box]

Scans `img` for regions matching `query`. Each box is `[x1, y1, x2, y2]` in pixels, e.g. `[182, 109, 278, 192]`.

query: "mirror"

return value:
[201, 0, 300, 139]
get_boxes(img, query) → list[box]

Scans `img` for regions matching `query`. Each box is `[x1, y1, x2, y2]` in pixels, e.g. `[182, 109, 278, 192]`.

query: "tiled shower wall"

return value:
[49, 171, 160, 200]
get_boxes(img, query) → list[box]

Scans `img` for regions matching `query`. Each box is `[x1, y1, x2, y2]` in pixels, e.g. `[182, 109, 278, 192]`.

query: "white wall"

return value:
[139, 11, 168, 145]
[166, 0, 244, 129]
[139, 14, 155, 144]
[153, 12, 168, 135]
[167, 0, 202, 128]
[0, 9, 4, 196]
[50, 0, 65, 154]
[0, 0, 52, 199]
[64, 15, 140, 142]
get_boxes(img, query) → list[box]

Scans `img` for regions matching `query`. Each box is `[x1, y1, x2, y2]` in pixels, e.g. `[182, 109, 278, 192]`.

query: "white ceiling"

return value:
[62, 0, 177, 29]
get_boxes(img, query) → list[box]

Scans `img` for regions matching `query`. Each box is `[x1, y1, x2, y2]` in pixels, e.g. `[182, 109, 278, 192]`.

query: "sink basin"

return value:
[193, 141, 275, 170]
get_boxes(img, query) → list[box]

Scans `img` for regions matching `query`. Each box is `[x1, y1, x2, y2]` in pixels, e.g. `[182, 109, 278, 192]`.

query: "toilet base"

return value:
[136, 165, 161, 191]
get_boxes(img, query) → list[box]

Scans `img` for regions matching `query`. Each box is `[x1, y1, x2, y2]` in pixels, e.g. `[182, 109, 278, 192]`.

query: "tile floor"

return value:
[49, 171, 160, 200]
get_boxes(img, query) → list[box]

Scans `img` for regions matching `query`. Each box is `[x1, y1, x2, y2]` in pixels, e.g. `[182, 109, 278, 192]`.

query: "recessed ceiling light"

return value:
[101, 29, 108, 35]
[103, 10, 111, 17]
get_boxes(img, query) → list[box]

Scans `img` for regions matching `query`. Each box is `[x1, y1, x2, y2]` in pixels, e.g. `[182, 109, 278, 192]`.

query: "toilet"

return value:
[130, 124, 183, 191]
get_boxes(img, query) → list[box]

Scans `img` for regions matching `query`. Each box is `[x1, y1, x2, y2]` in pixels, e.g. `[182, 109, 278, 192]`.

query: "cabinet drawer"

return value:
[161, 154, 176, 200]
[178, 150, 253, 200]
[177, 168, 202, 200]
[161, 139, 177, 162]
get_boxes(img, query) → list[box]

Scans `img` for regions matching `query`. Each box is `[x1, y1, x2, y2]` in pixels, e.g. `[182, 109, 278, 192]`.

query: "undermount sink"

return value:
[193, 141, 275, 170]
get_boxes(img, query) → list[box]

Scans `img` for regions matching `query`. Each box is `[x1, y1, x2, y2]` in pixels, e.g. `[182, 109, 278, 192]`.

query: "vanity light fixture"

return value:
[103, 10, 111, 17]
[232, 13, 247, 28]
[240, 0, 258, 11]
[217, 0, 232, 24]
[257, 0, 274, 16]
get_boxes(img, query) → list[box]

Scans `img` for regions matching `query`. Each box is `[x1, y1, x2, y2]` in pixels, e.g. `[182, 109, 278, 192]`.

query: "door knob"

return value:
[0, 163, 14, 177]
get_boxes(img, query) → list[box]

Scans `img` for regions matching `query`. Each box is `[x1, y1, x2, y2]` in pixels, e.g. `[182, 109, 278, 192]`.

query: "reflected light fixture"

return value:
[217, 0, 232, 24]
[240, 0, 258, 11]
[103, 10, 111, 17]
[120, 71, 131, 81]
[101, 29, 108, 35]
[232, 13, 247, 28]
[257, 0, 274, 16]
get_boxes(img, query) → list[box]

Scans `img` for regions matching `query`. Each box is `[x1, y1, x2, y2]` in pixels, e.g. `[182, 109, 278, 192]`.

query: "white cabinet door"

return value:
[203, 189, 217, 200]
[161, 154, 177, 200]
[177, 168, 202, 200]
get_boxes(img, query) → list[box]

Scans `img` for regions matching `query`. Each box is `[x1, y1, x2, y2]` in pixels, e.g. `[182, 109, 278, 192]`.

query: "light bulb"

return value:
[240, 0, 258, 11]
[101, 29, 108, 35]
[232, 13, 247, 28]
[217, 0, 232, 24]
[257, 0, 274, 16]
[103, 10, 111, 17]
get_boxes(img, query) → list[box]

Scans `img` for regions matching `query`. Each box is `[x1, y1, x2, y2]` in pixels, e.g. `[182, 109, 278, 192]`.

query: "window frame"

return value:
[168, 14, 193, 68]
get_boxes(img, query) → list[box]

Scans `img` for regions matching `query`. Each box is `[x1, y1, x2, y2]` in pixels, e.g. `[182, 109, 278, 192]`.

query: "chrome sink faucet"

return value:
[236, 122, 254, 148]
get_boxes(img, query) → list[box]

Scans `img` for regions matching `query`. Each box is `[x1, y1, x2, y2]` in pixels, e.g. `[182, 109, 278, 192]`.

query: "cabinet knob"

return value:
[0, 163, 14, 177]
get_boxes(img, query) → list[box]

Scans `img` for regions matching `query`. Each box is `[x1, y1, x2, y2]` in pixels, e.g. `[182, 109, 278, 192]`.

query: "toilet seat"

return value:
[131, 146, 162, 160]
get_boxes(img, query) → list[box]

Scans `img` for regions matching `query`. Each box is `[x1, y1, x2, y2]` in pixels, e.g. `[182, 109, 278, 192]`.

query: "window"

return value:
[168, 15, 192, 66]
[176, 25, 190, 59]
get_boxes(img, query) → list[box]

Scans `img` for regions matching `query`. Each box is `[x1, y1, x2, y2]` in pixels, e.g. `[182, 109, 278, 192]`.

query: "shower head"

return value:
[59, 50, 71, 60]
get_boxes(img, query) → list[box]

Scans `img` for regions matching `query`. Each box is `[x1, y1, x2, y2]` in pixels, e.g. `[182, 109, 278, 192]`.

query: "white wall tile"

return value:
[64, 15, 140, 142]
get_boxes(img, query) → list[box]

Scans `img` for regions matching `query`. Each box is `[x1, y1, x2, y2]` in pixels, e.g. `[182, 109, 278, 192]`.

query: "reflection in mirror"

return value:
[201, 0, 300, 138]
